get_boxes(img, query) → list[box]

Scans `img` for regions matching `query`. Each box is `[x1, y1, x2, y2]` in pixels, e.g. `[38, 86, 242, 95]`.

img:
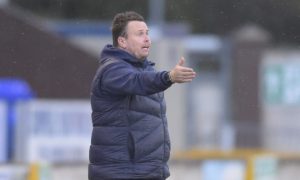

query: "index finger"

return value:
[180, 67, 195, 72]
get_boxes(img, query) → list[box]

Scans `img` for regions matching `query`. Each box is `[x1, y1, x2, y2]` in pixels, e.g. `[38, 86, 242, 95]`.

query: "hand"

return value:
[169, 57, 196, 83]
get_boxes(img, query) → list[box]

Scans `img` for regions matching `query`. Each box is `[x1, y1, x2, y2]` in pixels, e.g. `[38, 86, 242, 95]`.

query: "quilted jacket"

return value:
[89, 44, 173, 179]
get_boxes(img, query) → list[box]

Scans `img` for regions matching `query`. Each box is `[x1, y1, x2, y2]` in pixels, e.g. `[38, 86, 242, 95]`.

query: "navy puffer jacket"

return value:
[89, 45, 173, 179]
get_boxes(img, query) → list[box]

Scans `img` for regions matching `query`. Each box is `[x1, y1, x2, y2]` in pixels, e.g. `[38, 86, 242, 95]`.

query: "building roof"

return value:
[0, 6, 98, 99]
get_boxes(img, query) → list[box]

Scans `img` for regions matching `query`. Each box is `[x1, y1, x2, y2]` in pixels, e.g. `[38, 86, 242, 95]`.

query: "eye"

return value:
[137, 31, 144, 36]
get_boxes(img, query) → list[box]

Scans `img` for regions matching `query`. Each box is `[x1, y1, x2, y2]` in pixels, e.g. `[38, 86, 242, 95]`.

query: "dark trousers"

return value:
[115, 178, 165, 180]
[112, 179, 165, 180]
[116, 179, 165, 180]
[92, 178, 165, 180]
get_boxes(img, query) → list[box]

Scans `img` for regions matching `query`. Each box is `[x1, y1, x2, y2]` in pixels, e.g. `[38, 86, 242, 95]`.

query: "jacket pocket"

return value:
[127, 132, 135, 162]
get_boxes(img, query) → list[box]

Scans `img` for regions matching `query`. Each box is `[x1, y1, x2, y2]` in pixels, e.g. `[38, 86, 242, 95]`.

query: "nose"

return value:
[145, 34, 150, 42]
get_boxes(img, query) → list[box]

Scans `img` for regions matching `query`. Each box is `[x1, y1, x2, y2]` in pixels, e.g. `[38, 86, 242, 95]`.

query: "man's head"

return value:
[112, 11, 151, 60]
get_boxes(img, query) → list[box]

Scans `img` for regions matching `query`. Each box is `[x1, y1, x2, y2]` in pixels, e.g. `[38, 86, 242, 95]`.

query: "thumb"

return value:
[178, 57, 185, 66]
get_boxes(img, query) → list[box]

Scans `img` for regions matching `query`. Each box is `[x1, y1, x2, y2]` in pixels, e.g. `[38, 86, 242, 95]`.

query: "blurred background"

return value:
[1, 0, 300, 179]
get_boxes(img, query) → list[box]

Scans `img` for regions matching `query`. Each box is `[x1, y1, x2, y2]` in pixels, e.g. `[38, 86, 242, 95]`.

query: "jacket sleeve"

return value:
[100, 61, 172, 96]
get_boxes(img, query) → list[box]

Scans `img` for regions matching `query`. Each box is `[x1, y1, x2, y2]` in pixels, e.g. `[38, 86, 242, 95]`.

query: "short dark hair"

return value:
[111, 11, 145, 47]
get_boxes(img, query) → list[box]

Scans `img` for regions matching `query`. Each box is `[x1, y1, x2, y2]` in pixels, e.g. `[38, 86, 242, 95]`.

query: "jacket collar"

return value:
[99, 44, 154, 67]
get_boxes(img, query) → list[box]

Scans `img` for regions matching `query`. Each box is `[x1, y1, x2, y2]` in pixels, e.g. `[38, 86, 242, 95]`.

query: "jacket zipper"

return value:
[158, 93, 166, 177]
[126, 95, 135, 163]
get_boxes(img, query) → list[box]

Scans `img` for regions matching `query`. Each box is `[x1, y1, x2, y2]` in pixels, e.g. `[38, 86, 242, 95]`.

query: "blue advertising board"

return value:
[0, 78, 34, 161]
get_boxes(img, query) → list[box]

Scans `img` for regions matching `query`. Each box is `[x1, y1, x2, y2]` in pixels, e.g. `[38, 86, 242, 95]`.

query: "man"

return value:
[89, 11, 196, 180]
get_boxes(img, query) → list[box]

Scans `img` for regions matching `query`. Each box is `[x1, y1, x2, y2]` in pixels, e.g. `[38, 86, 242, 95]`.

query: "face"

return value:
[118, 21, 151, 60]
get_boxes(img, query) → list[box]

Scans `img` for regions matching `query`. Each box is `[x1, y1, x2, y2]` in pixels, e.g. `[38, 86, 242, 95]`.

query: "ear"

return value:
[118, 36, 126, 49]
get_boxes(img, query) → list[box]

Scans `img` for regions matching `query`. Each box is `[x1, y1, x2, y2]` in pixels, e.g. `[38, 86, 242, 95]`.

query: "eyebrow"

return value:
[137, 29, 149, 32]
